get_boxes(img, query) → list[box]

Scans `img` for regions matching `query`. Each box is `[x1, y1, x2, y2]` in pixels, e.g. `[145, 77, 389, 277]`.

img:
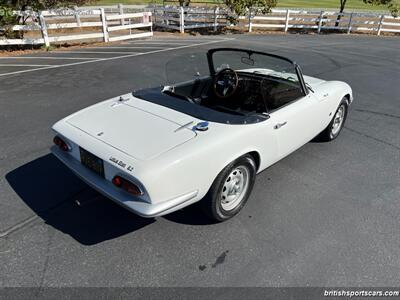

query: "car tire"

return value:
[201, 154, 256, 222]
[315, 97, 349, 142]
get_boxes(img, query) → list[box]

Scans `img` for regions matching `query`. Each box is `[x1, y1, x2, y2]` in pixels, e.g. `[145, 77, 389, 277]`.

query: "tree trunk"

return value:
[335, 0, 347, 27]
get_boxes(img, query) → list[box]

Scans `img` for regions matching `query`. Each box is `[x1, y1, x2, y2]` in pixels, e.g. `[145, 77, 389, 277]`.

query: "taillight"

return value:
[112, 175, 143, 196]
[112, 176, 122, 187]
[53, 136, 70, 152]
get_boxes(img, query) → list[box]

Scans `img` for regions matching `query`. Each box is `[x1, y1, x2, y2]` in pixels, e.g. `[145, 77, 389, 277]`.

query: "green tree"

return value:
[0, 4, 19, 38]
[0, 0, 96, 38]
[177, 0, 190, 6]
[363, 0, 399, 17]
[224, 0, 277, 17]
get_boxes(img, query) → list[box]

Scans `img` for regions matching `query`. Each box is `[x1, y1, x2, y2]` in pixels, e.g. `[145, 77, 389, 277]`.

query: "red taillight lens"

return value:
[53, 136, 70, 152]
[112, 176, 143, 196]
[112, 176, 122, 187]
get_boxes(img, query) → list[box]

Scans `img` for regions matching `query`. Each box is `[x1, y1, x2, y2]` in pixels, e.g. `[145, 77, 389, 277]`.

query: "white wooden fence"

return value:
[1, 4, 399, 46]
[106, 12, 152, 42]
[0, 8, 153, 46]
[152, 5, 399, 35]
[153, 6, 229, 33]
[243, 9, 400, 35]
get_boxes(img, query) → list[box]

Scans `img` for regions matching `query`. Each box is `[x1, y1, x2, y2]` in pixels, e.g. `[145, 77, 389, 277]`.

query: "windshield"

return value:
[208, 49, 303, 89]
[165, 52, 210, 86]
[134, 48, 306, 125]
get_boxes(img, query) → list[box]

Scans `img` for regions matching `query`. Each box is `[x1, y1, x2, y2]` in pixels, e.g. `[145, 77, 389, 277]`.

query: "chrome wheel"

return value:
[220, 166, 250, 211]
[331, 104, 346, 137]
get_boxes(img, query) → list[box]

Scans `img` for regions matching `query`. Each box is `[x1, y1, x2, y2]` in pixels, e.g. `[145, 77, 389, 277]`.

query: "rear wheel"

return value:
[315, 97, 349, 142]
[201, 155, 256, 222]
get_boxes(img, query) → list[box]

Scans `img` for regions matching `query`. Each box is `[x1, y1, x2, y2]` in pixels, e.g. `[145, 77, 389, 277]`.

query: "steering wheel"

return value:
[213, 68, 239, 99]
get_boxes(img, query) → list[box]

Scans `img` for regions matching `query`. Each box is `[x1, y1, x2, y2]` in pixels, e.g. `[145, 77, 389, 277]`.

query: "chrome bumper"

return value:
[51, 146, 198, 217]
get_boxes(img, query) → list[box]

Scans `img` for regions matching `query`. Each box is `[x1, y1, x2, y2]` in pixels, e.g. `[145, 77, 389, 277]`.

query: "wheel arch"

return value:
[247, 151, 261, 173]
[201, 149, 261, 204]
[209, 150, 261, 190]
[343, 93, 351, 103]
[318, 80, 353, 107]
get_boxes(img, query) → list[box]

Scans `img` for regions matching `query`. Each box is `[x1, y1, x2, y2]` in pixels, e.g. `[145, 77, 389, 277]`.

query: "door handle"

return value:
[274, 121, 287, 129]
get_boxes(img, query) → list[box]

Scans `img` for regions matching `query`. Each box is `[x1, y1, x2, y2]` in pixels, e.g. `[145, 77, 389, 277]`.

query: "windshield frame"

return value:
[206, 48, 308, 96]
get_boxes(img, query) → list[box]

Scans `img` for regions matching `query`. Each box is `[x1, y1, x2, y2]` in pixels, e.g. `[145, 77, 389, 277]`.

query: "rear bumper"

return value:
[51, 146, 198, 217]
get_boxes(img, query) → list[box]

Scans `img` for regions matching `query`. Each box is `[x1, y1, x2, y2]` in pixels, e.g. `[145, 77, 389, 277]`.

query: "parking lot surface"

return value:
[0, 34, 399, 287]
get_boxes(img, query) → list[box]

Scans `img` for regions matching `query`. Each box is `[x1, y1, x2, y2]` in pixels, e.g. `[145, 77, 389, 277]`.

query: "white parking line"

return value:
[0, 57, 99, 60]
[0, 64, 53, 67]
[126, 42, 190, 45]
[90, 46, 164, 49]
[0, 38, 233, 77]
[56, 51, 143, 54]
[147, 39, 220, 42]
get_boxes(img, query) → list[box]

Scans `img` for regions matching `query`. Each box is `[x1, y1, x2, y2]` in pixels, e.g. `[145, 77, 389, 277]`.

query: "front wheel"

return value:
[201, 155, 256, 222]
[315, 97, 349, 142]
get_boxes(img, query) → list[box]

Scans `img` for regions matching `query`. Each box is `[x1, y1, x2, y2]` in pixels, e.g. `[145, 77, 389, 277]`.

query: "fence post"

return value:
[377, 14, 384, 35]
[151, 12, 153, 33]
[179, 6, 184, 33]
[284, 9, 290, 32]
[142, 12, 152, 32]
[213, 7, 219, 32]
[38, 12, 50, 47]
[347, 12, 353, 34]
[164, 7, 169, 27]
[74, 6, 81, 27]
[100, 8, 109, 42]
[118, 4, 125, 26]
[317, 10, 324, 33]
[248, 7, 252, 33]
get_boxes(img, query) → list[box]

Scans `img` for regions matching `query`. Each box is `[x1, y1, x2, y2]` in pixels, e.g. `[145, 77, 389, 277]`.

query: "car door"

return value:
[268, 93, 326, 159]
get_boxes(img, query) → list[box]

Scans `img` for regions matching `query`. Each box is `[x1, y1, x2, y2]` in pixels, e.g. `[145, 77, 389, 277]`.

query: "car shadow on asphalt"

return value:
[6, 153, 154, 245]
[163, 203, 215, 226]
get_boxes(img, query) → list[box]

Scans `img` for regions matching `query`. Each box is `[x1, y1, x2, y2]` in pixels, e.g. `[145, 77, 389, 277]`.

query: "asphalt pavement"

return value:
[0, 33, 399, 288]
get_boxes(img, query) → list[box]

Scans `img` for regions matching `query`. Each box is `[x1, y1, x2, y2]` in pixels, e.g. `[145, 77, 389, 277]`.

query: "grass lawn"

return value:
[94, 0, 388, 11]
[277, 0, 386, 10]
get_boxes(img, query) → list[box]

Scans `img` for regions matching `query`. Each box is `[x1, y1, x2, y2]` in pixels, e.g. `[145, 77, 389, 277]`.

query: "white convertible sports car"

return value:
[51, 48, 353, 221]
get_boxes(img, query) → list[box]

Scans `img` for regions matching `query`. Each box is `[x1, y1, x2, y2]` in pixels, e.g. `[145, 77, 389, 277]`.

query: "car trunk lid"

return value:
[66, 99, 196, 161]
